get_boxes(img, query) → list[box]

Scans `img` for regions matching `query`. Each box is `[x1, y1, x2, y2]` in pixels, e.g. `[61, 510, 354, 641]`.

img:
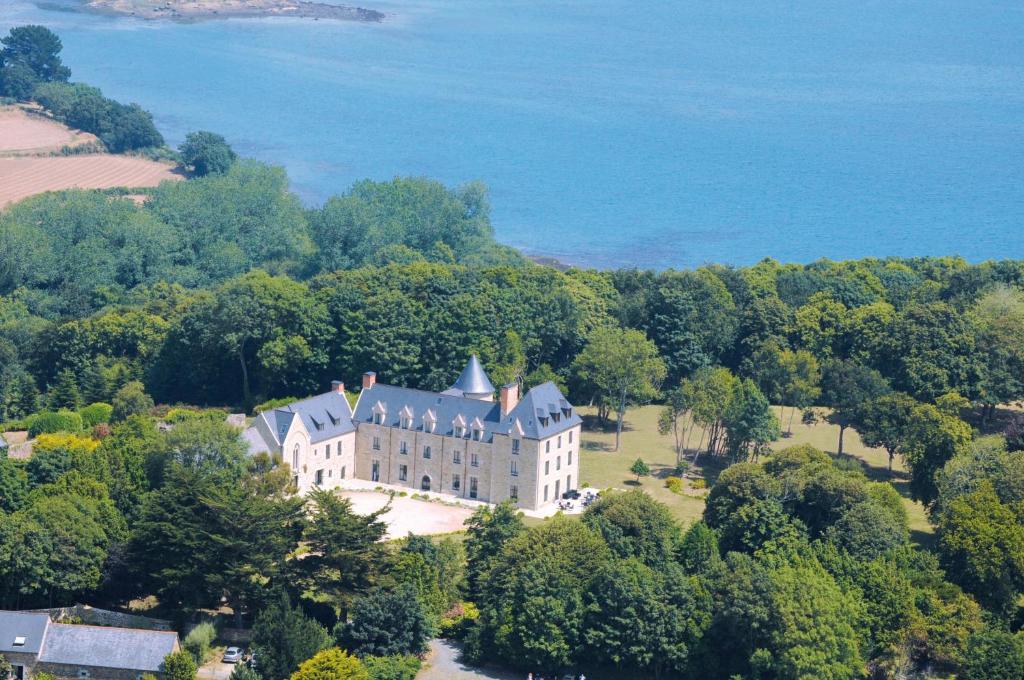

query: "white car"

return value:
[222, 647, 244, 663]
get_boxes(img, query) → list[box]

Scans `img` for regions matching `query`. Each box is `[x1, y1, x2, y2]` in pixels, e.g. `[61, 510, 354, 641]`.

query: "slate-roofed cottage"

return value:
[0, 611, 180, 680]
[244, 356, 581, 510]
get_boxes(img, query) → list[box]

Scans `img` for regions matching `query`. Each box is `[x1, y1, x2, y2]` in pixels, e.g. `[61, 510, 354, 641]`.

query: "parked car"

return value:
[223, 647, 244, 663]
[562, 489, 581, 500]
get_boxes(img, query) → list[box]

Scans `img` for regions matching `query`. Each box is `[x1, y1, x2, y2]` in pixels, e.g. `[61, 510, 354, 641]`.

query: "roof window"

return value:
[13, 636, 25, 646]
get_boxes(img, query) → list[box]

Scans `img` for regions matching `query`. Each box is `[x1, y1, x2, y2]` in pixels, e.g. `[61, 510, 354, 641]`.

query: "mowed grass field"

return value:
[578, 404, 933, 543]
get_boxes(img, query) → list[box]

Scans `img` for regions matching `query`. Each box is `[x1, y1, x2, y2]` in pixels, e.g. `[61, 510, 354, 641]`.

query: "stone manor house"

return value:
[244, 356, 582, 511]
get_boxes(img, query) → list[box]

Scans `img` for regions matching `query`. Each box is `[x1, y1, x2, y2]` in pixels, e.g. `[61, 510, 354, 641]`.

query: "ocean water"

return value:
[2, 0, 1023, 269]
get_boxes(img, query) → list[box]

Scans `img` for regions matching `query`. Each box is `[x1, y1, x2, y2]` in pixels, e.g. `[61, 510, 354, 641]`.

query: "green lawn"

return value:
[579, 404, 934, 543]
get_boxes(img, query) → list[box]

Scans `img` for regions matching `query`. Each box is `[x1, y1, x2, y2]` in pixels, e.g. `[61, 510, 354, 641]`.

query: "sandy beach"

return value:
[81, 0, 384, 22]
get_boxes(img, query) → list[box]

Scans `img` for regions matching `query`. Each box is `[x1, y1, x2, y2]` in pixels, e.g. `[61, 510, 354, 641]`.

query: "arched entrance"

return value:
[421, 475, 432, 491]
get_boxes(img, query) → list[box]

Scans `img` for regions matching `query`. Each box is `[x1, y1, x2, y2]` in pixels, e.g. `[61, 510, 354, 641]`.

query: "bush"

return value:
[180, 131, 237, 177]
[78, 402, 113, 427]
[691, 478, 707, 490]
[362, 654, 421, 680]
[665, 476, 684, 494]
[183, 622, 216, 664]
[28, 409, 82, 437]
[111, 381, 154, 422]
[163, 651, 197, 680]
[437, 601, 479, 640]
[253, 396, 298, 415]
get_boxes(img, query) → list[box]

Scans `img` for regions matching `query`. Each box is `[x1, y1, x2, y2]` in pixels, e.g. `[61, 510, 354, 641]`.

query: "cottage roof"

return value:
[38, 622, 179, 671]
[0, 610, 49, 654]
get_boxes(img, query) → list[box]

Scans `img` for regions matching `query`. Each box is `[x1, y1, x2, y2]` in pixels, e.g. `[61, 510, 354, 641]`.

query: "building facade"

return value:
[245, 356, 581, 511]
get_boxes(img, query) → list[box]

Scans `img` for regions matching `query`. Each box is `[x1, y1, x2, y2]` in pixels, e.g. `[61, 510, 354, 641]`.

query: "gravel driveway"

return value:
[339, 492, 475, 538]
[418, 639, 521, 680]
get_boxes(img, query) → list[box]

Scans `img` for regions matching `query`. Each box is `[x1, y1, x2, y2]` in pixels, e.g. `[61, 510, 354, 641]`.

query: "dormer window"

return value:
[372, 401, 387, 426]
[452, 414, 467, 438]
[311, 417, 324, 432]
[327, 410, 340, 426]
[401, 417, 413, 429]
[473, 429, 484, 442]
[454, 426, 465, 438]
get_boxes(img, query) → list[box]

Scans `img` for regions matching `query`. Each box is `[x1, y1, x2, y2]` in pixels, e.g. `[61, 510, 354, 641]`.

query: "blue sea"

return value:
[2, 0, 1023, 269]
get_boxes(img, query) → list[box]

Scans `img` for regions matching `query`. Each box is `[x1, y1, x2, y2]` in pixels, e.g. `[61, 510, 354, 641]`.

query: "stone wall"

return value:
[32, 605, 171, 631]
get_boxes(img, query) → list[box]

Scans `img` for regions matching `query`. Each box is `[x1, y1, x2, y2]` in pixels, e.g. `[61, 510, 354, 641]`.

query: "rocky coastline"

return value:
[72, 0, 385, 22]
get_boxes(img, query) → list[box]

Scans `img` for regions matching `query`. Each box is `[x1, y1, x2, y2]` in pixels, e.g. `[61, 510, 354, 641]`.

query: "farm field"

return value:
[0, 155, 181, 207]
[0, 105, 182, 206]
[578, 404, 933, 543]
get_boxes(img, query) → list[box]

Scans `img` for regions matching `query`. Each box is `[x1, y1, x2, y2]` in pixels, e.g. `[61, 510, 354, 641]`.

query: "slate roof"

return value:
[247, 390, 356, 453]
[445, 355, 496, 397]
[0, 611, 49, 654]
[353, 381, 580, 442]
[38, 622, 179, 671]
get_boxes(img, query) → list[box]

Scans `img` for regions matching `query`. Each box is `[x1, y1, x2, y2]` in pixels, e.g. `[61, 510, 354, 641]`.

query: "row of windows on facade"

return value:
[368, 461, 528, 502]
[294, 441, 342, 468]
[371, 431, 573, 454]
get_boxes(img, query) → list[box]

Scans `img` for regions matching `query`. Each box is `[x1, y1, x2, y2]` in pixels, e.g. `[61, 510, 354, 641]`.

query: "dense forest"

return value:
[3, 23, 1024, 680]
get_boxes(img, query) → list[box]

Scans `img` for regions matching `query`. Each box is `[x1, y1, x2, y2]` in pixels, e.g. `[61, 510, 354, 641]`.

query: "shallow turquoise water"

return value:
[2, 0, 1023, 268]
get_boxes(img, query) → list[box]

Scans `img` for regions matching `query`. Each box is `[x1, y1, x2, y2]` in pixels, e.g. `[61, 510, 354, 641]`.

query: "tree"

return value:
[629, 458, 650, 482]
[583, 559, 706, 678]
[163, 651, 197, 680]
[582, 489, 680, 568]
[110, 381, 153, 422]
[468, 517, 611, 672]
[972, 286, 1024, 422]
[252, 591, 332, 680]
[961, 628, 1024, 680]
[776, 348, 820, 435]
[335, 584, 432, 657]
[48, 368, 82, 410]
[299, 489, 389, 616]
[903, 403, 971, 505]
[0, 25, 70, 83]
[0, 456, 27, 514]
[763, 560, 864, 680]
[464, 501, 525, 600]
[291, 648, 369, 680]
[180, 131, 237, 177]
[820, 360, 889, 455]
[937, 481, 1024, 615]
[658, 385, 691, 463]
[686, 366, 738, 461]
[721, 378, 779, 461]
[228, 664, 260, 680]
[573, 326, 666, 451]
[856, 392, 917, 474]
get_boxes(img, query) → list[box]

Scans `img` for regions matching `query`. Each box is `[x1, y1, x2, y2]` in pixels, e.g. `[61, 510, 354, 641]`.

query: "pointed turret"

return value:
[448, 355, 496, 401]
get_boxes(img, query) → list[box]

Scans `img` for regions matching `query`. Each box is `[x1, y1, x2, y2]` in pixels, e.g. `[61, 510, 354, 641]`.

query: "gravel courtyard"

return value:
[338, 491, 475, 538]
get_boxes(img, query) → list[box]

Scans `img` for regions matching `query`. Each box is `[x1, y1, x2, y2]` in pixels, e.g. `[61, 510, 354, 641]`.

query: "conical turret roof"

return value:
[449, 355, 496, 397]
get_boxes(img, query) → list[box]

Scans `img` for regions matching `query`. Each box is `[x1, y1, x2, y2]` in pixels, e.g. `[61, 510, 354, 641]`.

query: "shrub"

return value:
[362, 654, 421, 680]
[665, 476, 684, 494]
[674, 461, 689, 476]
[163, 651, 197, 680]
[691, 478, 707, 490]
[438, 601, 479, 640]
[253, 396, 298, 415]
[78, 402, 113, 427]
[183, 622, 216, 664]
[292, 648, 368, 680]
[28, 409, 82, 437]
[111, 381, 154, 422]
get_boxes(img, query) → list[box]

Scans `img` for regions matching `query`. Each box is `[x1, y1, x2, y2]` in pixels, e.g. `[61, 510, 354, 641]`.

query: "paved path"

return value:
[417, 639, 521, 680]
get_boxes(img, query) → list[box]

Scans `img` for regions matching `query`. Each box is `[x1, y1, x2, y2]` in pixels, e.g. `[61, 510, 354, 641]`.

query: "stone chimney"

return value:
[362, 372, 377, 390]
[331, 380, 345, 394]
[500, 383, 520, 416]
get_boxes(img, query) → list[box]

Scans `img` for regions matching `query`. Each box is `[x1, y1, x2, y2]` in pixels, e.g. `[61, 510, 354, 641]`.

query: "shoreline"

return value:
[53, 0, 385, 23]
